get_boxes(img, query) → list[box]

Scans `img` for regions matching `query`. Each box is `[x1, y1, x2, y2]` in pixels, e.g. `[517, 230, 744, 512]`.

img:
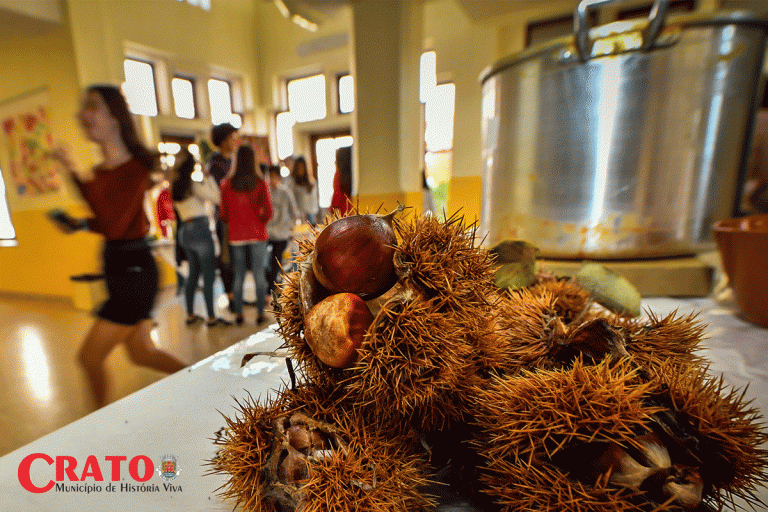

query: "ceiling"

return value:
[0, 7, 60, 40]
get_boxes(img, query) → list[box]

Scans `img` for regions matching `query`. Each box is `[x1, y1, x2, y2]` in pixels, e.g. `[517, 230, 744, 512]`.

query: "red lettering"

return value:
[18, 453, 54, 493]
[104, 455, 126, 481]
[80, 455, 104, 481]
[56, 456, 78, 481]
[129, 455, 153, 482]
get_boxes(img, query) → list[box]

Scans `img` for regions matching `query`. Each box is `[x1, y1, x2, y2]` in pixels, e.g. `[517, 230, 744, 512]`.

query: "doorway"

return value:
[309, 130, 352, 214]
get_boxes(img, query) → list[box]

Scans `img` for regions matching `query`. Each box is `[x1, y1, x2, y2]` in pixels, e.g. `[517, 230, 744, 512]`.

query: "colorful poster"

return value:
[0, 89, 63, 198]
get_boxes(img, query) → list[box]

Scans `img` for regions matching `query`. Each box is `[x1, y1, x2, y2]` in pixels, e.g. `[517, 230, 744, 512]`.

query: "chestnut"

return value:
[312, 207, 403, 300]
[304, 293, 374, 369]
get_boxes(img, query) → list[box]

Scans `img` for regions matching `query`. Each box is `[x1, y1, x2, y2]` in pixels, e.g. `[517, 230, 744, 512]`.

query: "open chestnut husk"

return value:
[312, 206, 403, 300]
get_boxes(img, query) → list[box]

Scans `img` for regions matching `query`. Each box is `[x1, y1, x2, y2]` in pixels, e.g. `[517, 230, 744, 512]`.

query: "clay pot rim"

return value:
[712, 214, 768, 235]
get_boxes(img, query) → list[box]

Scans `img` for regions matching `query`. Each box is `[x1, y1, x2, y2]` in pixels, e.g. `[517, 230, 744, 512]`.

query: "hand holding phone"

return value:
[47, 208, 84, 232]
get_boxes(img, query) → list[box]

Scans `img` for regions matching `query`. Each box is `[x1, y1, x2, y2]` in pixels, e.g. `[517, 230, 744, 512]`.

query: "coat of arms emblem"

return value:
[158, 454, 180, 482]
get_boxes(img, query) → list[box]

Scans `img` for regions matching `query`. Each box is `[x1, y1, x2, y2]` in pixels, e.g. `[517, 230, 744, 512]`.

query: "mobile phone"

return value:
[47, 209, 81, 230]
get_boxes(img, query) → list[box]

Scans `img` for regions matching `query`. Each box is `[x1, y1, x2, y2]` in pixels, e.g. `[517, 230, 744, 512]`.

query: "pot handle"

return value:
[575, 0, 669, 61]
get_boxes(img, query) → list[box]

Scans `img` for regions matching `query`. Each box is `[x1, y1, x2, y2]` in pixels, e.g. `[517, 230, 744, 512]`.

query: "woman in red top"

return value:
[50, 85, 186, 408]
[219, 145, 273, 325]
[331, 145, 353, 215]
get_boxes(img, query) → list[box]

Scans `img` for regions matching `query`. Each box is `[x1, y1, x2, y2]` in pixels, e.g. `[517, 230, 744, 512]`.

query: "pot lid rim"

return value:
[479, 9, 768, 85]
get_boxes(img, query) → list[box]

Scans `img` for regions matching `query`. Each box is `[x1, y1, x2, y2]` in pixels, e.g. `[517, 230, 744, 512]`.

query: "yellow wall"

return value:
[0, 13, 102, 299]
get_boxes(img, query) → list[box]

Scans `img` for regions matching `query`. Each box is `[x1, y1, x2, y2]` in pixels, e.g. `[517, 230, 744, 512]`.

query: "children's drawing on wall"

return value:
[0, 88, 63, 198]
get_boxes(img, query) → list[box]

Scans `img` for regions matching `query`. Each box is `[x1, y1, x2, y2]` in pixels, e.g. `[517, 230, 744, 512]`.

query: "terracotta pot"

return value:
[712, 215, 768, 328]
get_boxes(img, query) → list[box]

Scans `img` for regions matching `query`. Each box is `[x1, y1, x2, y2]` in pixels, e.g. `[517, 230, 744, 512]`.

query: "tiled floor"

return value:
[0, 280, 273, 457]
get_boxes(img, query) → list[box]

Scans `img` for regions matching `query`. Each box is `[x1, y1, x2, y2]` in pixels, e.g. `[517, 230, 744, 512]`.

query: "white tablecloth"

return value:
[1, 298, 767, 512]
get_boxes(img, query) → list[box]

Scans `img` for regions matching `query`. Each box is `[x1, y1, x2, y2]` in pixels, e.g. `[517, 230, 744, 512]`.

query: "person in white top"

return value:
[287, 156, 319, 226]
[265, 165, 301, 295]
[171, 150, 230, 327]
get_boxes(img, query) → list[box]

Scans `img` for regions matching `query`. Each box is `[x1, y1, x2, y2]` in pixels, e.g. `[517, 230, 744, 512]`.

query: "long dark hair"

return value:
[292, 156, 312, 191]
[171, 150, 195, 202]
[231, 145, 261, 192]
[335, 145, 352, 196]
[89, 85, 156, 169]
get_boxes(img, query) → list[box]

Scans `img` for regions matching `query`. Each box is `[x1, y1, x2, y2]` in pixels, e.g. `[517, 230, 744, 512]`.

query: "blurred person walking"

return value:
[49, 85, 186, 408]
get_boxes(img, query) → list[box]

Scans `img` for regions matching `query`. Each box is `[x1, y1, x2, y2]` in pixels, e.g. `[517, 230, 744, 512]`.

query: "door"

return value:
[309, 130, 352, 213]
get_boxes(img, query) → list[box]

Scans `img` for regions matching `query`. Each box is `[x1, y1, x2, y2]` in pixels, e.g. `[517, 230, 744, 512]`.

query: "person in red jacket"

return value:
[219, 145, 273, 325]
[49, 85, 186, 408]
[331, 144, 353, 215]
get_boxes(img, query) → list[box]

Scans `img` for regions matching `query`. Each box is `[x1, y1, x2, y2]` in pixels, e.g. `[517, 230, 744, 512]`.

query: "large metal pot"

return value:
[480, 0, 768, 259]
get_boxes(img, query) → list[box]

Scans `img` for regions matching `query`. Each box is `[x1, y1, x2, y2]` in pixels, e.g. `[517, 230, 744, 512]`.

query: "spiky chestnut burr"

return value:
[470, 359, 671, 511]
[393, 212, 497, 313]
[211, 382, 435, 512]
[526, 273, 595, 324]
[643, 360, 768, 510]
[622, 310, 708, 370]
[490, 288, 567, 374]
[340, 286, 478, 432]
[208, 390, 300, 512]
[471, 354, 768, 511]
[273, 207, 402, 383]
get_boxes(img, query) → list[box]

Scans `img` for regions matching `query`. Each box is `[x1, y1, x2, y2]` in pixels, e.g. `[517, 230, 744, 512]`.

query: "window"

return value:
[123, 58, 158, 117]
[425, 83, 455, 153]
[0, 167, 16, 246]
[275, 111, 296, 161]
[171, 77, 196, 119]
[420, 51, 454, 218]
[337, 74, 354, 114]
[287, 74, 326, 122]
[175, 0, 210, 10]
[208, 78, 241, 128]
[419, 51, 436, 103]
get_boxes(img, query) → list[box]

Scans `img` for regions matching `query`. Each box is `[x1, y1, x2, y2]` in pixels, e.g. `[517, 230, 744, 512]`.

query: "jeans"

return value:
[266, 239, 289, 295]
[178, 217, 217, 318]
[230, 240, 268, 316]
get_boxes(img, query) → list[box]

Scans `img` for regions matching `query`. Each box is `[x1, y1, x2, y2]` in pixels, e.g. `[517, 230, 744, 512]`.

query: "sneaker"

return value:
[207, 318, 233, 327]
[185, 315, 204, 326]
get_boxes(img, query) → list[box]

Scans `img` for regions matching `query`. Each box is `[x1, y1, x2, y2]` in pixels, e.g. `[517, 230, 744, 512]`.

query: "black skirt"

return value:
[97, 239, 158, 325]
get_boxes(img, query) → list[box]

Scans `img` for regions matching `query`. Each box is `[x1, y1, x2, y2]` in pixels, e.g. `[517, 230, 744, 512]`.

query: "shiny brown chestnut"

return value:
[312, 206, 403, 300]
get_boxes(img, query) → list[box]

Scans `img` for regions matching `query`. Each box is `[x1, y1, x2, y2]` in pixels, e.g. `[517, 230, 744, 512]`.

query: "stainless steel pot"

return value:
[480, 0, 768, 259]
